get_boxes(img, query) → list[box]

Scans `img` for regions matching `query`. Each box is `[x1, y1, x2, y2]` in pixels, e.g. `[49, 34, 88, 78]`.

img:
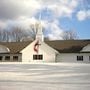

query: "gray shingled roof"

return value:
[0, 41, 32, 53]
[46, 40, 90, 53]
[0, 40, 90, 53]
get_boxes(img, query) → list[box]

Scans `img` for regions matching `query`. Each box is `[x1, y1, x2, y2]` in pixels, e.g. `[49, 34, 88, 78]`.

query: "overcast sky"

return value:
[0, 0, 90, 40]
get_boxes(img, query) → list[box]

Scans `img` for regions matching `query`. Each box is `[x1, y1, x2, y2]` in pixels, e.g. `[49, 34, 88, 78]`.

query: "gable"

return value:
[81, 44, 90, 52]
[40, 42, 59, 54]
[21, 40, 59, 54]
[0, 45, 10, 53]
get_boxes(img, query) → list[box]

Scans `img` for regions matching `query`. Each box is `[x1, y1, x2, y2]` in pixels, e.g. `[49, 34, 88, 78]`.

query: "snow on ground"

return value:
[0, 63, 90, 90]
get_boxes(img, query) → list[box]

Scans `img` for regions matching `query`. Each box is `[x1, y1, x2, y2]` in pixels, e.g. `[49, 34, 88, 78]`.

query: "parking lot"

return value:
[0, 63, 90, 90]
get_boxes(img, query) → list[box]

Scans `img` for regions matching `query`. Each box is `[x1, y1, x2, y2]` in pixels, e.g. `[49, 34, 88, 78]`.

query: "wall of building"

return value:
[21, 40, 57, 62]
[56, 53, 90, 63]
[0, 53, 22, 62]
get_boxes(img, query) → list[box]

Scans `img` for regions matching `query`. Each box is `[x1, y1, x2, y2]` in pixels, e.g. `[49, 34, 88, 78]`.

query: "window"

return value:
[89, 56, 90, 61]
[0, 56, 3, 61]
[77, 56, 83, 61]
[5, 56, 10, 60]
[13, 56, 18, 61]
[33, 55, 43, 60]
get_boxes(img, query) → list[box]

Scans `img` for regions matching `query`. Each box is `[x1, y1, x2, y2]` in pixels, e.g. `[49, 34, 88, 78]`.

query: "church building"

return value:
[0, 22, 90, 63]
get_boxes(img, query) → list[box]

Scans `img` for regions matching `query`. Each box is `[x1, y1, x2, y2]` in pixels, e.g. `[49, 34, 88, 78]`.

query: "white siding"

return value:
[56, 53, 90, 63]
[21, 40, 58, 62]
[0, 54, 22, 62]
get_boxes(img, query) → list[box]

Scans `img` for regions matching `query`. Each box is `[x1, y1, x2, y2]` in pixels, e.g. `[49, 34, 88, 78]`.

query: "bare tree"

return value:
[0, 29, 3, 41]
[10, 26, 28, 42]
[0, 23, 48, 42]
[3, 30, 10, 42]
[29, 23, 39, 40]
[0, 29, 10, 42]
[61, 30, 78, 40]
[28, 23, 49, 41]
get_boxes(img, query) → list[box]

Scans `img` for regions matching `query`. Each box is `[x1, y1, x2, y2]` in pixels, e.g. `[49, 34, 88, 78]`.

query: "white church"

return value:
[0, 22, 90, 63]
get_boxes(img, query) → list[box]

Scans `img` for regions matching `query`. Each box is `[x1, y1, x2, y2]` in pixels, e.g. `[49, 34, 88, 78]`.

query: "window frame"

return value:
[89, 56, 90, 61]
[77, 56, 83, 61]
[33, 55, 43, 60]
[0, 56, 3, 61]
[5, 56, 10, 60]
[13, 56, 18, 61]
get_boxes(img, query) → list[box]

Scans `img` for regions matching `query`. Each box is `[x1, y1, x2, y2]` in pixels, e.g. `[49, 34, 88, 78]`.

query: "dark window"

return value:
[5, 56, 10, 60]
[77, 56, 83, 61]
[13, 56, 18, 61]
[89, 56, 90, 61]
[0, 56, 3, 61]
[39, 55, 43, 60]
[33, 55, 43, 60]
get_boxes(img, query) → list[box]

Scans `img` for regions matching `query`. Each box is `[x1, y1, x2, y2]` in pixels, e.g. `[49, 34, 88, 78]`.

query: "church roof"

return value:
[0, 41, 32, 54]
[46, 40, 90, 53]
[0, 40, 90, 53]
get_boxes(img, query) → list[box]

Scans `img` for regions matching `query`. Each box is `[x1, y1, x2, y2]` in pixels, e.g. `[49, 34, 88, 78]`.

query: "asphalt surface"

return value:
[0, 63, 90, 90]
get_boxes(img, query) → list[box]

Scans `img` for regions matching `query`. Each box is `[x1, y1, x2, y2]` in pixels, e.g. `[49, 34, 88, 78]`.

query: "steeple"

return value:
[36, 13, 44, 42]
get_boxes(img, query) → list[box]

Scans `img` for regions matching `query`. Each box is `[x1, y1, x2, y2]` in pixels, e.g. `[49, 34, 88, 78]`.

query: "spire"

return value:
[36, 12, 44, 42]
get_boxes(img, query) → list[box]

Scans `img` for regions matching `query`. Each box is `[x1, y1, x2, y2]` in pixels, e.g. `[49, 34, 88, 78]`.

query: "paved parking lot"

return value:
[0, 63, 90, 90]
